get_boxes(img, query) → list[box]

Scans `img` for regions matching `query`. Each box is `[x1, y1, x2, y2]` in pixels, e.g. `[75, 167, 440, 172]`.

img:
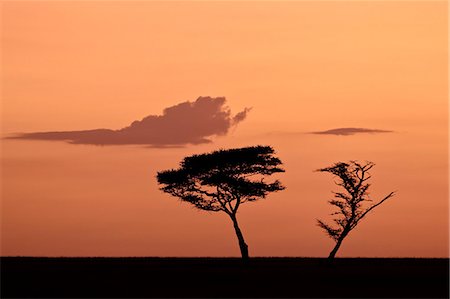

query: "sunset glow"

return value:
[1, 1, 448, 257]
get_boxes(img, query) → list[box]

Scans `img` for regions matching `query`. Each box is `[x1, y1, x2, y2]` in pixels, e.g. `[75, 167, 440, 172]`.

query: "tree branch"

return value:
[355, 191, 395, 224]
[216, 185, 232, 215]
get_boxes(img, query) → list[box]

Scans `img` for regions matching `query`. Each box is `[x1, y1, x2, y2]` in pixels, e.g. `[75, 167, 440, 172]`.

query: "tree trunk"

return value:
[230, 214, 249, 259]
[328, 238, 344, 260]
[328, 230, 349, 260]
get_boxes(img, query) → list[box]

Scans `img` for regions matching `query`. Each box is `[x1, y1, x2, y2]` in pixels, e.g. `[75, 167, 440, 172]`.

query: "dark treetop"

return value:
[156, 145, 285, 214]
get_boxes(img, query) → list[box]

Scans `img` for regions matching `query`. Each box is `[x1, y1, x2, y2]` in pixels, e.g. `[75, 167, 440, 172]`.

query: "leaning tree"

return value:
[156, 145, 285, 259]
[316, 161, 395, 260]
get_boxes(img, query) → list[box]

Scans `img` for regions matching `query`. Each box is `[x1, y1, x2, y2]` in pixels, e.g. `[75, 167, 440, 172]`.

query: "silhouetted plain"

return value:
[2, 257, 448, 298]
[317, 161, 395, 259]
[157, 145, 285, 259]
[7, 96, 251, 147]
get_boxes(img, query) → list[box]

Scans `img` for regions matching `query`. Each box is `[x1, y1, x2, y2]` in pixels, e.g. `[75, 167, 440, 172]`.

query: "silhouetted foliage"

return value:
[157, 145, 285, 259]
[317, 161, 395, 259]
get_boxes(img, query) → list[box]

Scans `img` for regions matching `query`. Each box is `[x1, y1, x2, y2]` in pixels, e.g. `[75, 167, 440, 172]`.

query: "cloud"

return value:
[311, 127, 393, 136]
[232, 107, 252, 125]
[8, 96, 250, 146]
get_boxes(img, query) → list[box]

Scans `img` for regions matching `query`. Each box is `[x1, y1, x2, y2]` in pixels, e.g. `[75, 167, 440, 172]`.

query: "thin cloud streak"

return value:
[7, 96, 251, 146]
[311, 128, 394, 136]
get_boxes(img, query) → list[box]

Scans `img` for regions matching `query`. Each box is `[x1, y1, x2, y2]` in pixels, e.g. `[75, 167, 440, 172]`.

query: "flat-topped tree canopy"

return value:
[157, 145, 285, 259]
[156, 145, 285, 214]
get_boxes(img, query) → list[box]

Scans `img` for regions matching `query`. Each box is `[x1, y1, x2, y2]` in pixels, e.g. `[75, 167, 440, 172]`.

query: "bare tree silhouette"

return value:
[316, 161, 395, 260]
[156, 145, 285, 259]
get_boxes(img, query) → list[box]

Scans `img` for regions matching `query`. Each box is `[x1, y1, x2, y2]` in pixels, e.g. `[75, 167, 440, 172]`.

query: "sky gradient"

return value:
[1, 1, 448, 257]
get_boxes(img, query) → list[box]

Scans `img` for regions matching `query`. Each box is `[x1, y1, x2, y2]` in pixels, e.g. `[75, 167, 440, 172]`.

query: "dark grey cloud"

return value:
[8, 96, 251, 146]
[311, 127, 393, 136]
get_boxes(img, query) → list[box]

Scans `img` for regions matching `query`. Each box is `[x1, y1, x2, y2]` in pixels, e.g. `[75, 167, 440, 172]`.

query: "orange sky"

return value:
[1, 1, 448, 257]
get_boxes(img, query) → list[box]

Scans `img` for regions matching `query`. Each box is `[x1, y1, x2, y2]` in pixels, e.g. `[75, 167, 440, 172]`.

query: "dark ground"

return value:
[1, 257, 448, 298]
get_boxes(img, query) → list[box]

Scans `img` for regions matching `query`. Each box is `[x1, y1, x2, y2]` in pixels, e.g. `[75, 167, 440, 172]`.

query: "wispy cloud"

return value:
[311, 128, 393, 136]
[8, 96, 251, 146]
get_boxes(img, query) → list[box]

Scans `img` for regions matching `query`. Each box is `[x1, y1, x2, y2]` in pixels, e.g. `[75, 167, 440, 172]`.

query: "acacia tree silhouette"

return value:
[156, 145, 285, 259]
[317, 161, 395, 260]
